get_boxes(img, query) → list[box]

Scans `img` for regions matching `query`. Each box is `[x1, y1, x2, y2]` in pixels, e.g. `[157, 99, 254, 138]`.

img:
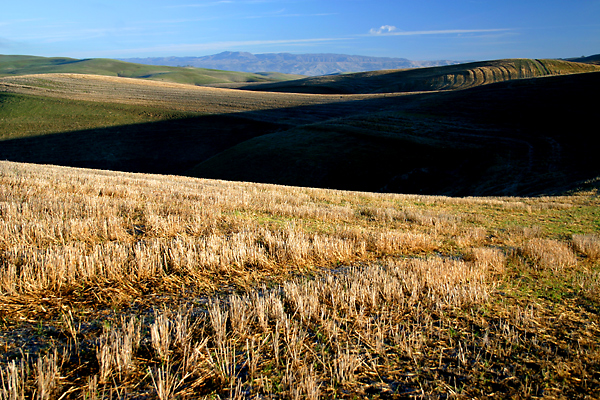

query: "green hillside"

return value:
[238, 58, 600, 94]
[0, 92, 199, 141]
[0, 55, 304, 85]
[0, 91, 287, 175]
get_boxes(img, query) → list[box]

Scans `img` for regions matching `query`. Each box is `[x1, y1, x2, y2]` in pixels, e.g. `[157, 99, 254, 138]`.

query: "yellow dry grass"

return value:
[0, 161, 454, 303]
[0, 160, 599, 399]
[0, 73, 392, 115]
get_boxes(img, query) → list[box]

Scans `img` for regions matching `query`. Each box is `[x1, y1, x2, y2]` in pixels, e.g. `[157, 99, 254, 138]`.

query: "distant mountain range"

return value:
[120, 52, 463, 76]
[566, 54, 600, 65]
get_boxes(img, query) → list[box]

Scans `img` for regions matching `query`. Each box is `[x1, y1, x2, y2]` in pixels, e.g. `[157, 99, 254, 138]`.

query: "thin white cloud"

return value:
[14, 26, 142, 44]
[0, 18, 45, 27]
[165, 1, 234, 8]
[243, 12, 336, 19]
[277, 13, 337, 18]
[369, 25, 397, 35]
[165, 0, 284, 7]
[367, 28, 512, 36]
[86, 37, 349, 57]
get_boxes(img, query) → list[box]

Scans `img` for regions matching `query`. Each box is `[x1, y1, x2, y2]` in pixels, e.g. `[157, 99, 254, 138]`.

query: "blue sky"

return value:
[1, 0, 599, 61]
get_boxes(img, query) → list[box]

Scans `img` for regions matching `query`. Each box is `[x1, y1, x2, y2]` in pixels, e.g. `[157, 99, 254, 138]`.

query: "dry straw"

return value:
[0, 161, 598, 398]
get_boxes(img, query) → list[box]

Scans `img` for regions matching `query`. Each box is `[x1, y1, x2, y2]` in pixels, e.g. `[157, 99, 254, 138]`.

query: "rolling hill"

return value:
[0, 55, 303, 85]
[0, 73, 383, 174]
[567, 53, 600, 65]
[235, 58, 600, 94]
[189, 71, 600, 195]
[1, 53, 600, 400]
[1, 58, 599, 196]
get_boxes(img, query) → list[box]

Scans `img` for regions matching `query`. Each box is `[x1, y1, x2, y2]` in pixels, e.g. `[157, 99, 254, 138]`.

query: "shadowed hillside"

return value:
[237, 58, 600, 94]
[0, 108, 286, 174]
[1, 62, 599, 196]
[189, 71, 600, 196]
[0, 75, 392, 175]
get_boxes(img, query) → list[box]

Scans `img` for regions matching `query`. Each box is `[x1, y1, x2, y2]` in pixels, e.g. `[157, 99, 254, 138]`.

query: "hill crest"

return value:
[236, 58, 600, 94]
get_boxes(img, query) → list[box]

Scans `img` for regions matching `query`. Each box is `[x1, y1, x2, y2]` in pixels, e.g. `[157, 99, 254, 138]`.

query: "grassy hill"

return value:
[1, 58, 599, 196]
[0, 54, 304, 85]
[0, 92, 285, 174]
[236, 58, 600, 94]
[0, 73, 377, 175]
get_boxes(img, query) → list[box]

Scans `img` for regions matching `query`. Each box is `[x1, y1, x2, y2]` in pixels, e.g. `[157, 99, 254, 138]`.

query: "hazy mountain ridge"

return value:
[566, 54, 600, 65]
[121, 51, 462, 76]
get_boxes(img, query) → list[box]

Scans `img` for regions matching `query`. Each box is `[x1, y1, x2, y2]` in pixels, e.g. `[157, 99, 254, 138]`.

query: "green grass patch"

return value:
[0, 92, 197, 140]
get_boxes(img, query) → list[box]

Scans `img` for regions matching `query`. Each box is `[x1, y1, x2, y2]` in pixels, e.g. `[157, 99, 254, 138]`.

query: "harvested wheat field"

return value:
[0, 160, 599, 399]
[0, 73, 389, 115]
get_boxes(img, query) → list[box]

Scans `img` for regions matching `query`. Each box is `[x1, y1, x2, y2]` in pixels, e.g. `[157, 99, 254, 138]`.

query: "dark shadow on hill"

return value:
[0, 94, 402, 175]
[191, 126, 508, 196]
[0, 114, 289, 175]
[1, 71, 599, 196]
[190, 71, 600, 196]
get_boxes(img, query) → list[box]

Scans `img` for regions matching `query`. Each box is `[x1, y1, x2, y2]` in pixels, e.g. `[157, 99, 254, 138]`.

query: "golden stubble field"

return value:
[0, 74, 396, 116]
[0, 161, 599, 399]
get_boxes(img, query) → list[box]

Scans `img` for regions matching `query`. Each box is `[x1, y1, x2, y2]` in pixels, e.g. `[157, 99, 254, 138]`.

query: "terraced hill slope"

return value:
[237, 58, 600, 94]
[0, 55, 303, 85]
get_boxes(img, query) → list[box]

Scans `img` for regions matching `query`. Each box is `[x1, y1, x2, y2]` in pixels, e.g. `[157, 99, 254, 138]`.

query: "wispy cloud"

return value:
[243, 11, 336, 19]
[0, 18, 45, 27]
[277, 12, 336, 18]
[88, 37, 349, 57]
[369, 25, 397, 35]
[165, 0, 284, 7]
[165, 1, 234, 8]
[367, 27, 512, 36]
[12, 26, 144, 44]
